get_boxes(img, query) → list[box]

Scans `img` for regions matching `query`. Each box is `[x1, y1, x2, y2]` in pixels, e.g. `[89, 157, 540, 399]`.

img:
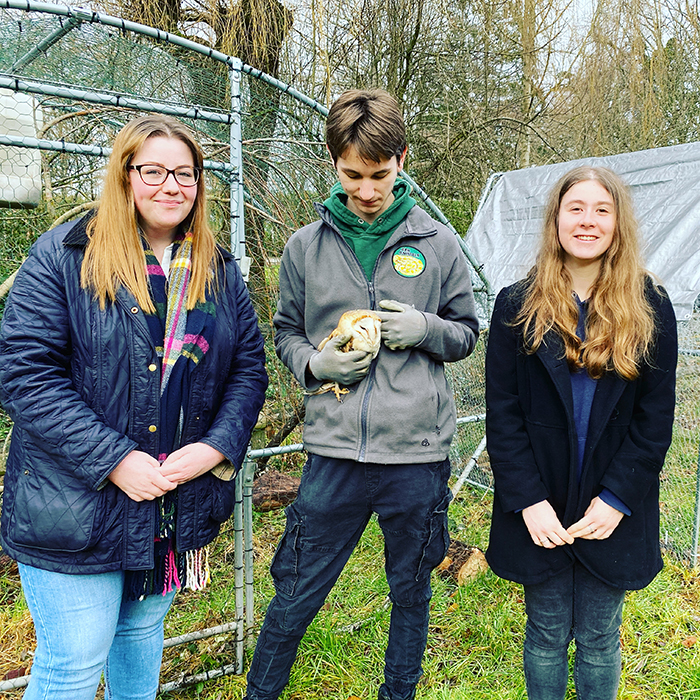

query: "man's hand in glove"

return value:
[376, 299, 427, 350]
[308, 332, 374, 385]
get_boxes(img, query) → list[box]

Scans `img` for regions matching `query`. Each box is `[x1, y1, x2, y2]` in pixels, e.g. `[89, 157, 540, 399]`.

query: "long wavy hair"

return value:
[515, 165, 655, 380]
[81, 115, 218, 312]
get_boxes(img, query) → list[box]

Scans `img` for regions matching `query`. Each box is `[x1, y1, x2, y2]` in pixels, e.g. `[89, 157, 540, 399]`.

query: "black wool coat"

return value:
[485, 280, 677, 590]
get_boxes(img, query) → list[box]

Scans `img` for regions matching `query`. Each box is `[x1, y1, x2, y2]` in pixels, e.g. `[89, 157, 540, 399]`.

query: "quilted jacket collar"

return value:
[62, 211, 93, 247]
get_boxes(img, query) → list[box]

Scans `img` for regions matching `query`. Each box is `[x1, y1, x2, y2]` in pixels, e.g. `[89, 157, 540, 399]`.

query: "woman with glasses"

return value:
[0, 115, 267, 700]
[485, 166, 677, 700]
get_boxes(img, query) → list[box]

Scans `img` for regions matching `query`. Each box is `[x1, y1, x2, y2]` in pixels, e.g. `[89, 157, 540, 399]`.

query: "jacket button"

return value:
[148, 363, 157, 372]
[148, 425, 157, 432]
[24, 470, 29, 475]
[131, 306, 139, 314]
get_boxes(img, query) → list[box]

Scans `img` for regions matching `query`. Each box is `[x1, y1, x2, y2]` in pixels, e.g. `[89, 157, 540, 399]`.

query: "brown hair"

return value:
[325, 89, 406, 164]
[516, 165, 655, 380]
[81, 115, 218, 312]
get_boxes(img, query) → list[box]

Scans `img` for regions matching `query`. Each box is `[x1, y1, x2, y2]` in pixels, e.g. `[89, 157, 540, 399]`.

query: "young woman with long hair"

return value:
[0, 115, 267, 700]
[485, 166, 677, 700]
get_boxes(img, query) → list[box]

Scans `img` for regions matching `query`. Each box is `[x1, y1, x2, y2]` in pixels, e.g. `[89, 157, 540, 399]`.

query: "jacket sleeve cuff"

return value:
[598, 487, 631, 516]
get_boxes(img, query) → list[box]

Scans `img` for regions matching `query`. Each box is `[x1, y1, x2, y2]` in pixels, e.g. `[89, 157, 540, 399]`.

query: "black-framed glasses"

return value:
[127, 164, 200, 187]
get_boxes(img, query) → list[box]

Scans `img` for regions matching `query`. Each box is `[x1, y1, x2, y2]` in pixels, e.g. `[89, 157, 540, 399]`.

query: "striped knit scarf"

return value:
[126, 232, 216, 600]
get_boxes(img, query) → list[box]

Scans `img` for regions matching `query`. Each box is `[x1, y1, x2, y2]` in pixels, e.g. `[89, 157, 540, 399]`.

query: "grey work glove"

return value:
[376, 299, 427, 350]
[308, 332, 374, 384]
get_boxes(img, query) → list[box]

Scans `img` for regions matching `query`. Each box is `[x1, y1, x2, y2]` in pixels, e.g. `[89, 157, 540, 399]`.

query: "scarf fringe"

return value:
[184, 546, 210, 591]
[126, 543, 210, 600]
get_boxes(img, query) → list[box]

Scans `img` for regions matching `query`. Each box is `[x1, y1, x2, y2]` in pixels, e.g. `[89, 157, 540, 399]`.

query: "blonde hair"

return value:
[81, 115, 218, 312]
[516, 165, 655, 380]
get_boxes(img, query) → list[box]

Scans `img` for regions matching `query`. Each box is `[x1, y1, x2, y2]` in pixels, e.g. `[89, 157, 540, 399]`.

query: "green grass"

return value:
[2, 482, 700, 699]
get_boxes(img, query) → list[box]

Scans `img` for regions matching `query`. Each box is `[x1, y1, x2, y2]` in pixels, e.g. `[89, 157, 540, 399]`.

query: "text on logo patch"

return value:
[392, 246, 425, 278]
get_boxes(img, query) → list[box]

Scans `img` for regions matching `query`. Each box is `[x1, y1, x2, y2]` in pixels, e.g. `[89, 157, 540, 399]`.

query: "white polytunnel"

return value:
[465, 142, 700, 321]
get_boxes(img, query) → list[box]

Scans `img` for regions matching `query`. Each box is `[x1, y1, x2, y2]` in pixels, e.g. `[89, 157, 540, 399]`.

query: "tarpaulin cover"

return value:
[464, 142, 700, 321]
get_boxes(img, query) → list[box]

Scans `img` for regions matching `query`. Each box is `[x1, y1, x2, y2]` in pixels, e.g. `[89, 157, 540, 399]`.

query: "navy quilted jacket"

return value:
[0, 215, 268, 574]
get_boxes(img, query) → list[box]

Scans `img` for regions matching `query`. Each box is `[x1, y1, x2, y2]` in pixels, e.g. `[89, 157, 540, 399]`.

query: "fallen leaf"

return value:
[456, 549, 488, 585]
[682, 636, 697, 648]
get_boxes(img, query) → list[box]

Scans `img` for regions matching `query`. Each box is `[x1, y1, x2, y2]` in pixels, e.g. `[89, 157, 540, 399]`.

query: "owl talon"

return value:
[306, 310, 382, 402]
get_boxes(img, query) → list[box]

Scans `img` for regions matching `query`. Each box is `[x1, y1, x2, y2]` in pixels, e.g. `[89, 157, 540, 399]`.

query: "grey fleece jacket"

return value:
[273, 203, 479, 464]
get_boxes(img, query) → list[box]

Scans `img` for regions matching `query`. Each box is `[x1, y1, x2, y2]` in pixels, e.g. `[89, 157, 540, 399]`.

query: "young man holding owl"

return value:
[245, 89, 479, 700]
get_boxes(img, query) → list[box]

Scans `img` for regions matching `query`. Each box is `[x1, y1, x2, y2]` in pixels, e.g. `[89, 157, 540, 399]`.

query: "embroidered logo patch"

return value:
[392, 246, 426, 278]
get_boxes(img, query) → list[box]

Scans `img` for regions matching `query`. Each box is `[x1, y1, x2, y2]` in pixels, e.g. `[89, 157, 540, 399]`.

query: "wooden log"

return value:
[436, 539, 488, 584]
[252, 469, 301, 512]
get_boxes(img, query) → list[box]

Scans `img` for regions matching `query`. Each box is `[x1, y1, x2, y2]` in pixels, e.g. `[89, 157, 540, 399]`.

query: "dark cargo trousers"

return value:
[245, 453, 452, 700]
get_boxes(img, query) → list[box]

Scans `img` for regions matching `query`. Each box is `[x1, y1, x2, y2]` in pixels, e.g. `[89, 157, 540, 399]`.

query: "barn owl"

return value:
[313, 309, 382, 400]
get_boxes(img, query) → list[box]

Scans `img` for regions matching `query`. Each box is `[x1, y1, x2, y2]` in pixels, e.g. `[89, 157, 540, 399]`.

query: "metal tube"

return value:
[451, 435, 488, 498]
[243, 458, 256, 646]
[11, 15, 82, 71]
[692, 442, 700, 569]
[0, 676, 28, 692]
[240, 64, 329, 118]
[456, 413, 486, 425]
[229, 58, 247, 270]
[163, 621, 238, 649]
[0, 75, 233, 124]
[247, 443, 304, 460]
[158, 664, 240, 693]
[399, 171, 492, 296]
[0, 133, 232, 172]
[233, 467, 245, 674]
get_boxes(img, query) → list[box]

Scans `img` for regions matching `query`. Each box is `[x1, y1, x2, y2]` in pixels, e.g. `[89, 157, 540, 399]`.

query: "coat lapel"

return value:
[535, 332, 574, 414]
[583, 371, 627, 462]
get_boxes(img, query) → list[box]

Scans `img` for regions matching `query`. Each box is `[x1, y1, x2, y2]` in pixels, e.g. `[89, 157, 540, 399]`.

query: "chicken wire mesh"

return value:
[0, 1, 491, 691]
[0, 0, 696, 555]
[0, 0, 698, 690]
[668, 315, 700, 564]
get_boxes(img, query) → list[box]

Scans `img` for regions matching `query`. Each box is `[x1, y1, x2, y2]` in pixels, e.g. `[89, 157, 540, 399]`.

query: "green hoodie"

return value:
[323, 178, 416, 280]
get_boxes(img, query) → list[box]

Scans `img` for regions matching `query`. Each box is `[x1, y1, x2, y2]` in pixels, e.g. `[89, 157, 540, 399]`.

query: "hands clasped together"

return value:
[522, 496, 625, 549]
[107, 442, 225, 502]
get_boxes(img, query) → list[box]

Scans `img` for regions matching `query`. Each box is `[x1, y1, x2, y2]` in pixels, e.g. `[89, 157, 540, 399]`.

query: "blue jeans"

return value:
[523, 562, 625, 700]
[246, 454, 452, 700]
[19, 563, 176, 700]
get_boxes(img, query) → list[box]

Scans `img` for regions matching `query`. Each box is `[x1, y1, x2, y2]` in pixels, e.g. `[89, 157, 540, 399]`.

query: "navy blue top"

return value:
[571, 295, 630, 516]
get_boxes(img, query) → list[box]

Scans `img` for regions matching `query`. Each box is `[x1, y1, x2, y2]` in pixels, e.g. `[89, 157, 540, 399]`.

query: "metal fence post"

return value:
[692, 443, 700, 569]
[233, 464, 245, 674]
[242, 456, 256, 646]
[229, 56, 248, 279]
